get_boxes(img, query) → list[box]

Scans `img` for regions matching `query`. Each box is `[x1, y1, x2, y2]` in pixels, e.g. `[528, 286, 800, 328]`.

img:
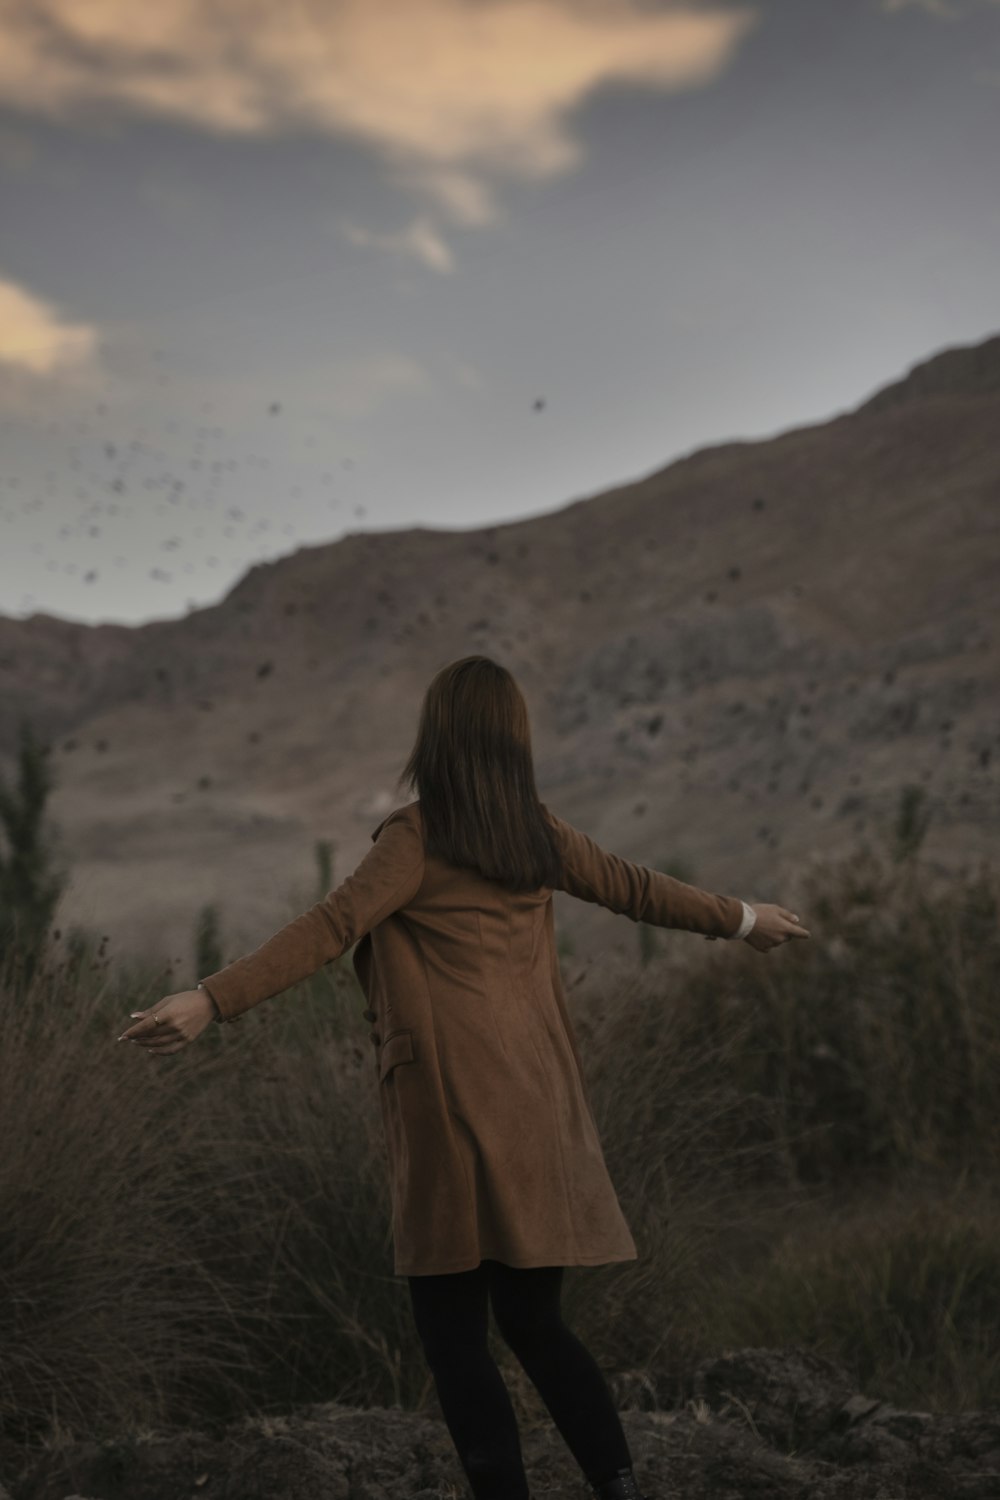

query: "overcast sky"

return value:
[0, 0, 998, 627]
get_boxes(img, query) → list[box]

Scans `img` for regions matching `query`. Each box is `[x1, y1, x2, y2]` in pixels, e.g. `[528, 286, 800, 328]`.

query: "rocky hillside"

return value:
[0, 332, 997, 974]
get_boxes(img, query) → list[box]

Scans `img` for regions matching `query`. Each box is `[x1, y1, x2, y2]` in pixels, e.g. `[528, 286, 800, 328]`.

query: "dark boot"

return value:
[590, 1464, 651, 1500]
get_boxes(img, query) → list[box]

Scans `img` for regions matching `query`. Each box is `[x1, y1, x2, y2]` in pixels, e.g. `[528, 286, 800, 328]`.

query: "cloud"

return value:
[403, 167, 501, 228]
[0, 273, 99, 375]
[341, 214, 456, 273]
[318, 350, 433, 420]
[0, 1, 760, 221]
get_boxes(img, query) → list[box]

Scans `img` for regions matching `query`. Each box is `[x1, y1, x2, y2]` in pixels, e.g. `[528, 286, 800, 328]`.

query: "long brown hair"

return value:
[395, 655, 564, 893]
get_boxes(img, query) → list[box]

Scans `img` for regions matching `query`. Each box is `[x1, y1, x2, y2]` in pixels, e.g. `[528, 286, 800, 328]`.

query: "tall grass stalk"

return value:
[1, 838, 997, 1473]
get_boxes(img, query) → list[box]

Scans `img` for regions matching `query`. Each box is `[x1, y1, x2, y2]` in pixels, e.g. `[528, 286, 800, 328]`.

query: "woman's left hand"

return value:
[117, 988, 216, 1055]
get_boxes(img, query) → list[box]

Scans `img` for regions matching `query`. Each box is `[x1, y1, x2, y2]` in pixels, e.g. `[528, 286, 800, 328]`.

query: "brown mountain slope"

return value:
[852, 329, 1000, 415]
[1, 332, 997, 977]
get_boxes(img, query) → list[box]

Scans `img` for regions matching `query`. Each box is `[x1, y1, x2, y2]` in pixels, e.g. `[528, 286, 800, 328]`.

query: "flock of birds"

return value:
[2, 353, 551, 614]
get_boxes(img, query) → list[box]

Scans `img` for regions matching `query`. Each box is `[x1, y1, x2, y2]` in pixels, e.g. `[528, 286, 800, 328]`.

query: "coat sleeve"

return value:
[199, 813, 425, 1022]
[541, 804, 744, 939]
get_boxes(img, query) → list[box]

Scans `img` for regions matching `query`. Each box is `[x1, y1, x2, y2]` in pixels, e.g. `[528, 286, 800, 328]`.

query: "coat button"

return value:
[369, 1029, 380, 1045]
[362, 1009, 376, 1022]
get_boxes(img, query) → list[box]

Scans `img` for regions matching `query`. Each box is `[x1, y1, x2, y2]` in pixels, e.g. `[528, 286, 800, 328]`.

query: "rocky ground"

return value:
[4, 1347, 998, 1500]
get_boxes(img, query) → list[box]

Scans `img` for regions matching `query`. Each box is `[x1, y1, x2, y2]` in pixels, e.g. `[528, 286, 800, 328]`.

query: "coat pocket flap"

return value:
[378, 1027, 415, 1082]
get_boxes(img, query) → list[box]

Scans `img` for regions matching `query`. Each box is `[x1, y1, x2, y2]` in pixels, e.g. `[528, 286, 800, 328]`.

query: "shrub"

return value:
[1, 834, 997, 1471]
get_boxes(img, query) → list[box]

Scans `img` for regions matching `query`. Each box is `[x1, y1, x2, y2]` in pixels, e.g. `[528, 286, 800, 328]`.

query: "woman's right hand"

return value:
[117, 987, 217, 1053]
[743, 903, 810, 951]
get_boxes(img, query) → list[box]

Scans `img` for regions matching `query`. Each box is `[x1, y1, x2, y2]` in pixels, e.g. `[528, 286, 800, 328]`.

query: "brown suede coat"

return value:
[200, 801, 745, 1276]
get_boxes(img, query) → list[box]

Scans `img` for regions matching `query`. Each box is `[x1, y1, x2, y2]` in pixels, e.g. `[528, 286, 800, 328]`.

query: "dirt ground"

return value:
[4, 1346, 998, 1500]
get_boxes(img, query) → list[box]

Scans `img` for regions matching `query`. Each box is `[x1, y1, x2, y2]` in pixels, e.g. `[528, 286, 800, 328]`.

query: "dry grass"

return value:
[1, 835, 998, 1474]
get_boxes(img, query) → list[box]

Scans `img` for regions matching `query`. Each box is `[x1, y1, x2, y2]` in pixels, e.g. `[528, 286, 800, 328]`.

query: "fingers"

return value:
[121, 1022, 177, 1042]
[119, 1023, 182, 1045]
[119, 1007, 174, 1042]
[130, 1033, 187, 1054]
[780, 908, 810, 937]
[116, 1001, 190, 1053]
[119, 1012, 155, 1040]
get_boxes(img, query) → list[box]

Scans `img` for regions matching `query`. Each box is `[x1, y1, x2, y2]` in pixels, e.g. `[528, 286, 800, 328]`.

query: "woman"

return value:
[118, 654, 810, 1500]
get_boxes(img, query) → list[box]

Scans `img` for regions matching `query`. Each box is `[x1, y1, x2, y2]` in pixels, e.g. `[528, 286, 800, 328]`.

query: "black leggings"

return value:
[407, 1258, 633, 1499]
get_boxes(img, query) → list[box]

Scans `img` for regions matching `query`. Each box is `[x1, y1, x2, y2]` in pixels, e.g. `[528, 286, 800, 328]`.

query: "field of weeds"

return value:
[1, 829, 998, 1482]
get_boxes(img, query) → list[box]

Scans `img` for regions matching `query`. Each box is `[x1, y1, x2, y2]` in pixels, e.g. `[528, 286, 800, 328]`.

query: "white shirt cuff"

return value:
[731, 900, 756, 939]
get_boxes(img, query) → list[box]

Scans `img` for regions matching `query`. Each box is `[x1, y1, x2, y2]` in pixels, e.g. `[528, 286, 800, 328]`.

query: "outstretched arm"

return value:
[198, 813, 424, 1023]
[119, 814, 425, 1052]
[542, 804, 750, 940]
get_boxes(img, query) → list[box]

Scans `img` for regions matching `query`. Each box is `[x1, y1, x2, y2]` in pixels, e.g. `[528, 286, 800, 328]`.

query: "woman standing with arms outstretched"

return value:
[118, 655, 810, 1500]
